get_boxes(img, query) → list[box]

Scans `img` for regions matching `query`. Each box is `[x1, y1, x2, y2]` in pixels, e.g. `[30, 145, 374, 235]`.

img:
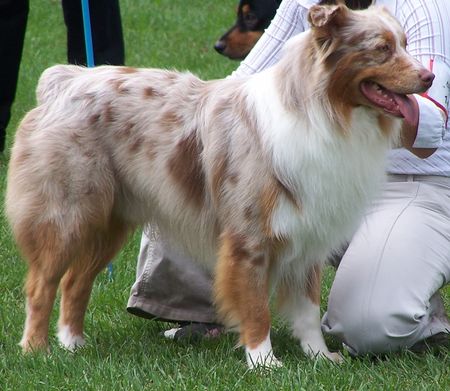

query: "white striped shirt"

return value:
[233, 0, 450, 176]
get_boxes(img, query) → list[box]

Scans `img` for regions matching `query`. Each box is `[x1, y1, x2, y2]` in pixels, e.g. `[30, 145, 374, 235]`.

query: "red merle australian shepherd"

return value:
[6, 4, 434, 368]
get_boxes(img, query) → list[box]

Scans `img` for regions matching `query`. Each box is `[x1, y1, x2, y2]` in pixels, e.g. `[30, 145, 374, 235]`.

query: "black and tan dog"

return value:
[214, 0, 281, 60]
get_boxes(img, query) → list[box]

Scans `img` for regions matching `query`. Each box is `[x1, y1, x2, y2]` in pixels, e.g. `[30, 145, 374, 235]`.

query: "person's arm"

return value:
[400, 63, 449, 158]
[397, 1, 450, 158]
[230, 0, 308, 78]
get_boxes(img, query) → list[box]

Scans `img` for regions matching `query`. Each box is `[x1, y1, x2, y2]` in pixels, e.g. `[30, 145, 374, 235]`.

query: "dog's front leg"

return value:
[277, 264, 343, 363]
[214, 231, 282, 369]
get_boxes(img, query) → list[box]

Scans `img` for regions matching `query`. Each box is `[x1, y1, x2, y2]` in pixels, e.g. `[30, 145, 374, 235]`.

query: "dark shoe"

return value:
[410, 332, 450, 353]
[163, 322, 224, 342]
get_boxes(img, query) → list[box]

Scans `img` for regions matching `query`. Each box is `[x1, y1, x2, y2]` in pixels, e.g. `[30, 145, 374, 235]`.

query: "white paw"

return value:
[303, 345, 344, 363]
[322, 351, 344, 363]
[246, 351, 283, 370]
[245, 332, 282, 370]
[57, 325, 85, 351]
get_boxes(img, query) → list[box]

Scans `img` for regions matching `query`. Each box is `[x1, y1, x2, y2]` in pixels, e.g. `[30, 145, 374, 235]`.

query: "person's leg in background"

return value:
[322, 178, 450, 355]
[61, 0, 124, 66]
[0, 0, 29, 153]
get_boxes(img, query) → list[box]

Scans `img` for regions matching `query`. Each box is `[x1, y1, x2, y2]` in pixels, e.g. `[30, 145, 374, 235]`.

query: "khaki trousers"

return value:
[322, 175, 450, 354]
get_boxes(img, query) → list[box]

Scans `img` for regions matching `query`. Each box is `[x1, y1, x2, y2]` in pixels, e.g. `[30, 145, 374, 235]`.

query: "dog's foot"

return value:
[322, 351, 344, 363]
[246, 349, 283, 370]
[57, 325, 85, 351]
[302, 344, 344, 363]
[19, 337, 50, 353]
[245, 332, 282, 370]
[301, 338, 344, 363]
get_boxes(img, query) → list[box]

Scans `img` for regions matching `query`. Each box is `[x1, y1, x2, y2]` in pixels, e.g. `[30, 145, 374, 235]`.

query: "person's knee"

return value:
[323, 302, 426, 355]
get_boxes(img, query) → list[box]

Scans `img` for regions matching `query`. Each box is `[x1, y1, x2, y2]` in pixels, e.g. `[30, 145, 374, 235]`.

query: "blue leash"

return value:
[80, 0, 95, 67]
[80, 0, 113, 280]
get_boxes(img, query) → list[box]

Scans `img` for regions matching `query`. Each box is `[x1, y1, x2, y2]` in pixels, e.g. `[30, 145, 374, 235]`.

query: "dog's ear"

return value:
[308, 3, 348, 29]
[308, 4, 349, 47]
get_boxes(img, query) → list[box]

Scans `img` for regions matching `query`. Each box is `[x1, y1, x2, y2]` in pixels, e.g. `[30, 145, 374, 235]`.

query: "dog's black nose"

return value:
[214, 40, 226, 54]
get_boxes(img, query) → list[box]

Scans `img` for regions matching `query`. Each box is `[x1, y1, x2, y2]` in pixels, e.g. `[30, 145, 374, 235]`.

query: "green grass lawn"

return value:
[0, 1, 449, 390]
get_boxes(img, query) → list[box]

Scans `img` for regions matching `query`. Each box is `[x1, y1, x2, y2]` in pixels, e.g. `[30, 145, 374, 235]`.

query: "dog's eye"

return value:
[377, 44, 391, 52]
[244, 12, 258, 28]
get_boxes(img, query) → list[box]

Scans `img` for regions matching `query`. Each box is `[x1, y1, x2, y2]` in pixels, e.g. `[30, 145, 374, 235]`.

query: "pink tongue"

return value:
[361, 82, 418, 124]
[392, 93, 418, 126]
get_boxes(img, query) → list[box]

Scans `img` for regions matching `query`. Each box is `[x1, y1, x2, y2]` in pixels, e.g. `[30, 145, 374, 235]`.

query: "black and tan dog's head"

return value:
[214, 0, 281, 60]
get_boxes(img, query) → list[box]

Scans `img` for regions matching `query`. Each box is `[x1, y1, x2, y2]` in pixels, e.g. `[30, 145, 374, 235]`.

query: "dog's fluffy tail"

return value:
[36, 64, 84, 105]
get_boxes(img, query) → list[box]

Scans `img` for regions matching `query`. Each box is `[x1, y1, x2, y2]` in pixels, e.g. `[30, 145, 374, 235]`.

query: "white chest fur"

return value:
[247, 72, 397, 263]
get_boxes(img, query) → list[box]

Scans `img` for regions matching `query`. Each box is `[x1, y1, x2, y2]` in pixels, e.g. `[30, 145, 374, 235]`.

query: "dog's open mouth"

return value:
[360, 81, 416, 123]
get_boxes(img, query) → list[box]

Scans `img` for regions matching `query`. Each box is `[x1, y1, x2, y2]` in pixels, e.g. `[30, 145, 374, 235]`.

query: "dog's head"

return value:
[214, 0, 281, 60]
[308, 3, 434, 124]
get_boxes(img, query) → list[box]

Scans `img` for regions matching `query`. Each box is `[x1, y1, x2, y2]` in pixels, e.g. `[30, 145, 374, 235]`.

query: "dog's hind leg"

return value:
[214, 231, 281, 369]
[277, 264, 343, 362]
[57, 216, 130, 350]
[18, 222, 75, 352]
